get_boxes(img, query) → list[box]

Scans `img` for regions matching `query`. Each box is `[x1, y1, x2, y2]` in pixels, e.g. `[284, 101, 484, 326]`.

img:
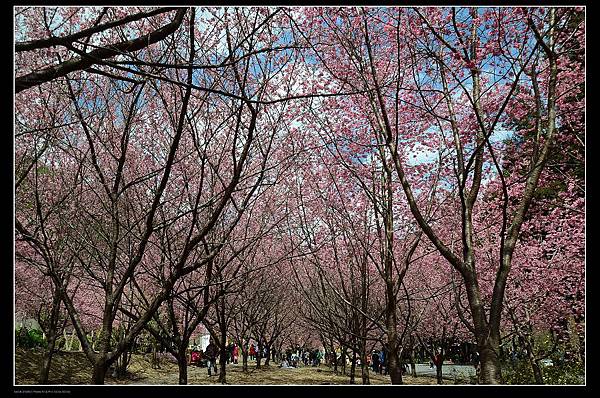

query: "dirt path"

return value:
[15, 348, 439, 385]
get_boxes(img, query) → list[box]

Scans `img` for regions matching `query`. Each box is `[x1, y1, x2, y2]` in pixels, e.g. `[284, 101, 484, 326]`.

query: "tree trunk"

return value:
[478, 336, 502, 384]
[39, 332, 58, 384]
[530, 358, 544, 384]
[382, 175, 403, 385]
[92, 360, 108, 385]
[349, 350, 356, 384]
[91, 325, 113, 385]
[520, 331, 544, 384]
[332, 349, 338, 374]
[464, 270, 503, 384]
[217, 328, 227, 383]
[360, 347, 370, 385]
[524, 338, 544, 385]
[408, 336, 417, 377]
[242, 351, 249, 372]
[39, 289, 62, 384]
[265, 345, 271, 366]
[387, 346, 403, 385]
[177, 354, 188, 385]
[151, 343, 160, 369]
[116, 349, 131, 378]
[218, 347, 228, 383]
[256, 342, 263, 369]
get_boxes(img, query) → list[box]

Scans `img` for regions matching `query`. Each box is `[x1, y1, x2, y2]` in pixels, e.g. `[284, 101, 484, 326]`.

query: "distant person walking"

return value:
[205, 340, 219, 376]
[233, 344, 239, 364]
[315, 349, 323, 367]
[433, 348, 444, 384]
[371, 350, 381, 373]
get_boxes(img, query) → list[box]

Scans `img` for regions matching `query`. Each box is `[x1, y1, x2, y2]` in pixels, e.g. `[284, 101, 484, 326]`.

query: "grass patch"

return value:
[15, 348, 437, 385]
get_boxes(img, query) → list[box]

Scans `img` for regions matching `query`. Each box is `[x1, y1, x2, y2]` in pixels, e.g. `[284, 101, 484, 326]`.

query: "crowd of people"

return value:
[186, 339, 448, 377]
[280, 345, 323, 368]
[187, 340, 279, 375]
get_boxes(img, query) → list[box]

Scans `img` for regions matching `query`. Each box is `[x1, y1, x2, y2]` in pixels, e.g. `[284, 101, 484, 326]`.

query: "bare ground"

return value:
[15, 348, 440, 385]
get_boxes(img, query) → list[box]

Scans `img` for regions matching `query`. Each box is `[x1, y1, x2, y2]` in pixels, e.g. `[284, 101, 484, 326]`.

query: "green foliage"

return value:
[501, 356, 584, 385]
[542, 360, 584, 384]
[51, 333, 84, 351]
[502, 329, 584, 385]
[502, 359, 535, 385]
[134, 331, 156, 354]
[70, 336, 81, 351]
[55, 335, 66, 350]
[37, 165, 51, 175]
[533, 180, 567, 202]
[15, 327, 47, 349]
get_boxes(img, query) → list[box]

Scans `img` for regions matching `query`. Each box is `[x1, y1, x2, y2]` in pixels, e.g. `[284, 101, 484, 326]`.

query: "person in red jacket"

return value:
[190, 349, 201, 367]
[233, 344, 239, 364]
[433, 348, 444, 384]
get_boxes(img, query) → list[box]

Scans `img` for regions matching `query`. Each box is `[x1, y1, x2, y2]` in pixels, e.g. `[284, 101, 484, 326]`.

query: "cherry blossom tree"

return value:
[15, 6, 313, 384]
[292, 6, 584, 384]
[14, 6, 584, 386]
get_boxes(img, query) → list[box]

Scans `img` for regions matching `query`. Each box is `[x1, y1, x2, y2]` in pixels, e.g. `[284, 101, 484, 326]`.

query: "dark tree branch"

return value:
[15, 8, 187, 93]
